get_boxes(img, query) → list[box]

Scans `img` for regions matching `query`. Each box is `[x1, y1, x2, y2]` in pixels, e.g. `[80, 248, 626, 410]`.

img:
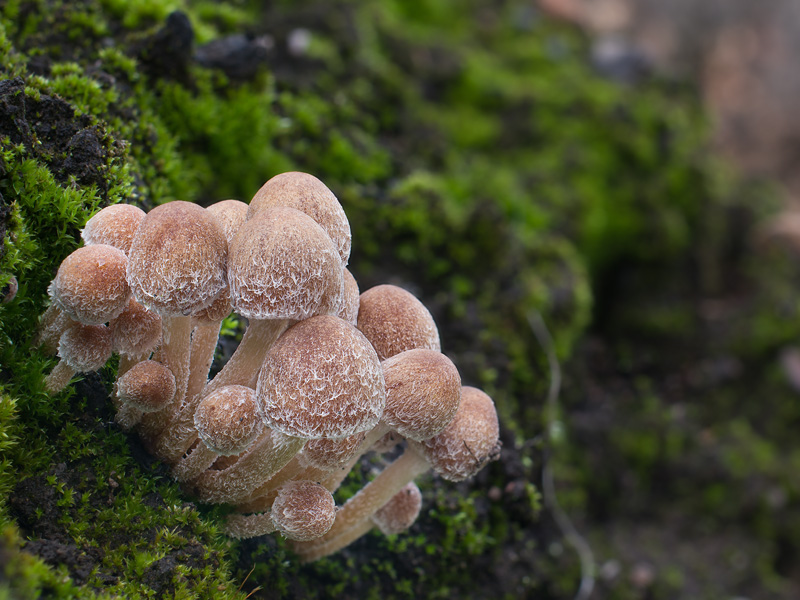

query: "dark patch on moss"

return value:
[134, 11, 194, 83]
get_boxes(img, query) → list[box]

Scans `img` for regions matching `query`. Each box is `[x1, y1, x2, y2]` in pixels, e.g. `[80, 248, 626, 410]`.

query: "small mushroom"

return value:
[44, 323, 113, 393]
[115, 360, 176, 430]
[172, 385, 263, 482]
[337, 268, 359, 326]
[111, 296, 162, 376]
[357, 284, 440, 361]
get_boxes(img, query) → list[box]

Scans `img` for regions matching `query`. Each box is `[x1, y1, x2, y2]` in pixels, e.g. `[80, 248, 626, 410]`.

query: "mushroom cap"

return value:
[357, 284, 440, 361]
[247, 172, 351, 265]
[381, 349, 461, 442]
[302, 431, 366, 471]
[117, 360, 176, 412]
[194, 385, 263, 456]
[206, 199, 248, 244]
[111, 296, 162, 358]
[58, 323, 113, 372]
[271, 480, 336, 541]
[337, 268, 359, 326]
[372, 481, 422, 535]
[126, 201, 228, 316]
[49, 244, 131, 325]
[81, 204, 146, 254]
[415, 386, 501, 482]
[192, 285, 232, 325]
[228, 207, 343, 321]
[257, 315, 385, 440]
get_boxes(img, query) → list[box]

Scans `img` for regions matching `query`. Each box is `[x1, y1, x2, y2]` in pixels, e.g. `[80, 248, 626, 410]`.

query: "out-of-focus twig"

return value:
[528, 311, 595, 600]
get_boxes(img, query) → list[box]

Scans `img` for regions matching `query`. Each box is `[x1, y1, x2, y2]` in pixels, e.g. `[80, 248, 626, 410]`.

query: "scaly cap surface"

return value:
[271, 480, 336, 541]
[194, 385, 263, 456]
[81, 204, 146, 254]
[257, 315, 385, 439]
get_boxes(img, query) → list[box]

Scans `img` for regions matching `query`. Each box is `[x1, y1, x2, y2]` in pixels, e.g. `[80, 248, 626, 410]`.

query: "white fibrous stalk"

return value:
[37, 173, 501, 562]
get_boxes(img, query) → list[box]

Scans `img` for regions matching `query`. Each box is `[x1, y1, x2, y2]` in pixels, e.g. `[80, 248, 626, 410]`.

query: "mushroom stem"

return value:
[189, 431, 306, 504]
[225, 512, 276, 539]
[293, 446, 430, 560]
[36, 308, 71, 355]
[44, 361, 76, 393]
[172, 442, 218, 482]
[186, 320, 223, 403]
[294, 516, 374, 563]
[203, 318, 291, 394]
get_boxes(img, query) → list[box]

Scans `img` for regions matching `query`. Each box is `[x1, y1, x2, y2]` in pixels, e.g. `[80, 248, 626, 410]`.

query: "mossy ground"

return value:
[0, 0, 798, 598]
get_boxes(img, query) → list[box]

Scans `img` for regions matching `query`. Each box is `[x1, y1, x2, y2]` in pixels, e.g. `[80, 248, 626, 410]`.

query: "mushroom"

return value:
[125, 201, 228, 456]
[44, 322, 114, 393]
[81, 204, 146, 253]
[110, 296, 162, 377]
[115, 360, 176, 430]
[189, 314, 385, 504]
[225, 480, 336, 540]
[357, 284, 440, 361]
[200, 206, 344, 396]
[337, 268, 360, 326]
[295, 481, 422, 562]
[172, 384, 263, 482]
[293, 386, 500, 562]
[206, 199, 249, 243]
[247, 171, 351, 266]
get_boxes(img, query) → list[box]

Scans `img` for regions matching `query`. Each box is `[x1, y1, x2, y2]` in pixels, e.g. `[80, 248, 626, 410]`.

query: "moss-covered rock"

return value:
[1, 0, 796, 598]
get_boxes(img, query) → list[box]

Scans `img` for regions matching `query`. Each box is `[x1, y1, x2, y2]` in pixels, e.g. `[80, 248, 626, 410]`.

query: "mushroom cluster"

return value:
[36, 172, 501, 561]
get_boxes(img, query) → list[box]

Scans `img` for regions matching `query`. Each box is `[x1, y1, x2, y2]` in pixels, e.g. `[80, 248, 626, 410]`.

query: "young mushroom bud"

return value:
[247, 171, 351, 266]
[45, 323, 113, 393]
[49, 244, 131, 325]
[357, 284, 440, 361]
[172, 385, 263, 482]
[81, 204, 146, 253]
[111, 297, 162, 376]
[115, 360, 176, 430]
[225, 480, 336, 540]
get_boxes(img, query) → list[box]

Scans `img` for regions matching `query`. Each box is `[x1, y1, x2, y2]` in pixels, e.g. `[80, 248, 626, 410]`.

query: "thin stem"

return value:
[527, 310, 595, 600]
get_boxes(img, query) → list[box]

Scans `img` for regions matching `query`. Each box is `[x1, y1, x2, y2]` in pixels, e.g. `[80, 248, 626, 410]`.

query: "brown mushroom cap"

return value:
[228, 207, 343, 321]
[81, 204, 146, 254]
[117, 360, 176, 412]
[381, 349, 461, 442]
[49, 244, 131, 325]
[271, 480, 336, 541]
[192, 285, 232, 325]
[194, 385, 263, 456]
[111, 296, 162, 358]
[257, 315, 385, 439]
[58, 323, 113, 372]
[337, 268, 359, 326]
[372, 481, 422, 535]
[357, 284, 440, 361]
[247, 172, 351, 265]
[416, 386, 501, 482]
[302, 431, 366, 471]
[126, 201, 228, 316]
[206, 200, 248, 244]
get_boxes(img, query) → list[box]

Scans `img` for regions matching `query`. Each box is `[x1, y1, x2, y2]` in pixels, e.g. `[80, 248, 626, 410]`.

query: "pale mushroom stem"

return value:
[190, 431, 306, 504]
[224, 512, 277, 539]
[293, 446, 430, 560]
[44, 361, 76, 393]
[172, 442, 218, 482]
[148, 319, 225, 463]
[36, 308, 72, 355]
[294, 516, 374, 563]
[236, 422, 392, 512]
[203, 318, 292, 394]
[114, 402, 144, 430]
